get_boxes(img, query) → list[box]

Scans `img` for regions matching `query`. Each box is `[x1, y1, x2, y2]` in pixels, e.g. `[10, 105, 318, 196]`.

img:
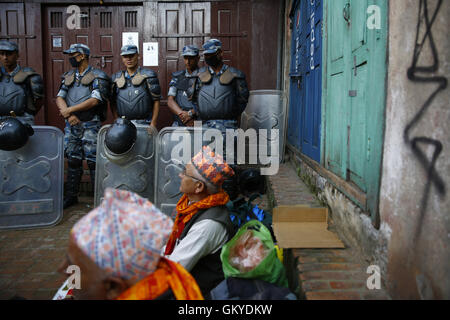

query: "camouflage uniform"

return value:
[58, 65, 110, 162]
[58, 43, 111, 209]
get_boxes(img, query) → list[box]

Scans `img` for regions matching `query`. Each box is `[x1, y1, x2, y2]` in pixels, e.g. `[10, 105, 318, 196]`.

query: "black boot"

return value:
[63, 158, 82, 209]
[87, 160, 96, 196]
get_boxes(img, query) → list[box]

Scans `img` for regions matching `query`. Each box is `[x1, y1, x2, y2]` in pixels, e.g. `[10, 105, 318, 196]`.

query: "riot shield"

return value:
[0, 126, 64, 230]
[155, 127, 205, 218]
[240, 90, 287, 163]
[94, 124, 157, 207]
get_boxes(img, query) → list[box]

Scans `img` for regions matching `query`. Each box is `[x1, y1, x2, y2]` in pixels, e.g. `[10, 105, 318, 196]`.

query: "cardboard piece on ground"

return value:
[272, 206, 345, 249]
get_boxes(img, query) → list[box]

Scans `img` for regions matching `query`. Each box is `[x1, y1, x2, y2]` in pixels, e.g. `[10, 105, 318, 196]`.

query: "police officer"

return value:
[111, 44, 161, 129]
[193, 39, 249, 200]
[56, 44, 111, 209]
[193, 39, 249, 134]
[0, 40, 44, 125]
[167, 45, 200, 127]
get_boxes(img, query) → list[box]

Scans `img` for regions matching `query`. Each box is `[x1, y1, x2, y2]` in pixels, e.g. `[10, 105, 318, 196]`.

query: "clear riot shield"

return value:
[0, 126, 64, 230]
[155, 127, 205, 219]
[94, 124, 157, 207]
[240, 90, 287, 163]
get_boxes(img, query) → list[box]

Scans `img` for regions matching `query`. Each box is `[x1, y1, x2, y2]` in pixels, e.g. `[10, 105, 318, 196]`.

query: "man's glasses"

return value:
[180, 165, 206, 184]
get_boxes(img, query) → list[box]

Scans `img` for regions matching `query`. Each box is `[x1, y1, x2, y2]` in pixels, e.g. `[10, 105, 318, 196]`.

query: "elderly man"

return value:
[110, 44, 161, 128]
[167, 45, 200, 127]
[0, 40, 44, 125]
[56, 44, 111, 209]
[57, 188, 203, 300]
[164, 146, 235, 297]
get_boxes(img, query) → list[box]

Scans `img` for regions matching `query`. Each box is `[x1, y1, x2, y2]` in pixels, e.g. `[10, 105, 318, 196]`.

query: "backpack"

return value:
[225, 193, 275, 241]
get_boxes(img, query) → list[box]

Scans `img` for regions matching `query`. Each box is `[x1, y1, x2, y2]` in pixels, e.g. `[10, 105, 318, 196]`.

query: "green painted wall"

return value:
[322, 0, 388, 223]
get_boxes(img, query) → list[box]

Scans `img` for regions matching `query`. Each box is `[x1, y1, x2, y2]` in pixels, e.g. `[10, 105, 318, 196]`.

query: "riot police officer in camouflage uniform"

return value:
[56, 44, 111, 209]
[193, 39, 249, 135]
[111, 44, 161, 129]
[167, 45, 200, 127]
[0, 40, 44, 125]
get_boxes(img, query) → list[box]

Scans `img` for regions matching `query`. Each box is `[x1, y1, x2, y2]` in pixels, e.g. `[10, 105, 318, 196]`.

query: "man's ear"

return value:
[103, 276, 130, 300]
[195, 181, 206, 194]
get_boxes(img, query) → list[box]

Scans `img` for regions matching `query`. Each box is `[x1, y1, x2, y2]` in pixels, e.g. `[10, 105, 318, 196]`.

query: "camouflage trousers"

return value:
[64, 117, 101, 163]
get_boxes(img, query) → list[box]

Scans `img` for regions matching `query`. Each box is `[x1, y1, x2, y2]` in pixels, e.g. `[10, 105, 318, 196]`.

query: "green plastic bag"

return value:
[220, 220, 288, 288]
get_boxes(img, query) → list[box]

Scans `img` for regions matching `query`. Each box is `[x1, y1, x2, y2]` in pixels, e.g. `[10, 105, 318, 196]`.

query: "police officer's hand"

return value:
[68, 115, 80, 126]
[59, 105, 71, 119]
[147, 124, 158, 136]
[185, 119, 195, 127]
[178, 111, 191, 125]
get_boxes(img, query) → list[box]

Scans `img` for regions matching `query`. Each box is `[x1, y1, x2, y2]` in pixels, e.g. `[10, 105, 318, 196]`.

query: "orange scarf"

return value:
[164, 190, 230, 255]
[116, 257, 204, 300]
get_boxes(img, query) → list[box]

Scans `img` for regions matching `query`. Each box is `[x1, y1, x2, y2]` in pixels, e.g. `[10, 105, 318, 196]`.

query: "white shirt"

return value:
[164, 219, 229, 272]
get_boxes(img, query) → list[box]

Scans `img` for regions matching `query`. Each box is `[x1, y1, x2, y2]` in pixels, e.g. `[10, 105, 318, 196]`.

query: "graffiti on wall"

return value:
[405, 0, 447, 241]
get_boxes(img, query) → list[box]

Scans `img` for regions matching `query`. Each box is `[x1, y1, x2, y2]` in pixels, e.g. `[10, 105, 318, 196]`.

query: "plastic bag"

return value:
[229, 230, 270, 273]
[221, 220, 288, 288]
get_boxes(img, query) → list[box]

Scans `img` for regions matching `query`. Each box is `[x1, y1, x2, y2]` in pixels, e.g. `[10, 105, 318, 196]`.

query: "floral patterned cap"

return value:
[71, 188, 173, 281]
[191, 145, 235, 186]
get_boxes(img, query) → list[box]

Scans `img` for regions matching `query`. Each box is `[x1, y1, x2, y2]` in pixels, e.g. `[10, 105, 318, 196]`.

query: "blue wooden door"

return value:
[288, 0, 323, 162]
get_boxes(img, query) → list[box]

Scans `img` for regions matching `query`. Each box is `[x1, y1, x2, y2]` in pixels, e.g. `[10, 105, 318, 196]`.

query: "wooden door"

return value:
[155, 1, 251, 128]
[287, 0, 323, 163]
[43, 5, 143, 131]
[0, 3, 27, 67]
[325, 0, 350, 178]
[324, 0, 387, 221]
[156, 1, 211, 118]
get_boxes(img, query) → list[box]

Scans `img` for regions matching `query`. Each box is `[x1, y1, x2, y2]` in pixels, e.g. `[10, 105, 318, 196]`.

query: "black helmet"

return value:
[105, 117, 137, 155]
[0, 117, 34, 151]
[239, 168, 265, 196]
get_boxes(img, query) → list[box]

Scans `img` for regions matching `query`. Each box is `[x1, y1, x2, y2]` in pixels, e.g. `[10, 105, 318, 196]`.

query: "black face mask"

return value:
[69, 56, 81, 68]
[205, 53, 221, 68]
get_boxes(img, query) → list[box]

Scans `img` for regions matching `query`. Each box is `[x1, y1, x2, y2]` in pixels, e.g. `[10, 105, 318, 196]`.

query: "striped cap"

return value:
[191, 145, 235, 187]
[70, 188, 173, 281]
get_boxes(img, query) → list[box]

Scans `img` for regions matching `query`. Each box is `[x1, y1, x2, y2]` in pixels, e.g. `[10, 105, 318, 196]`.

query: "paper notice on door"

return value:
[143, 42, 158, 66]
[122, 32, 139, 50]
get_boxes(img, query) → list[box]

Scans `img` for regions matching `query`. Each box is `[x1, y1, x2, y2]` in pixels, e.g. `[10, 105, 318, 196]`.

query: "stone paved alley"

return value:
[0, 161, 390, 300]
[0, 197, 93, 300]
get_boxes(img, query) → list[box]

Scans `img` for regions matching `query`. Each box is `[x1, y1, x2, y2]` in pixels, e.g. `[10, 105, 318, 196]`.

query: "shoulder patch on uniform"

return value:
[80, 70, 96, 85]
[114, 71, 126, 89]
[131, 71, 149, 86]
[13, 68, 38, 84]
[219, 68, 236, 85]
[198, 69, 212, 83]
[64, 71, 76, 87]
